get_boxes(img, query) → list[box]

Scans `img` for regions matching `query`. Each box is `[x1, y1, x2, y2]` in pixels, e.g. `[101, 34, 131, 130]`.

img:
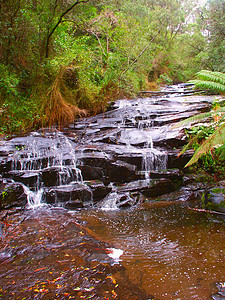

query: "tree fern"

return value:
[190, 70, 225, 94]
[176, 70, 225, 166]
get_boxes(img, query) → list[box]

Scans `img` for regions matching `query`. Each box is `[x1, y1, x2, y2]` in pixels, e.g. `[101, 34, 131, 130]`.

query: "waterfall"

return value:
[10, 130, 83, 208]
[142, 149, 168, 180]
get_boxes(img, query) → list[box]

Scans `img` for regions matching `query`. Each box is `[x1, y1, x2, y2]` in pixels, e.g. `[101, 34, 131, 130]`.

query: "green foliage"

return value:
[157, 73, 173, 85]
[190, 70, 225, 94]
[176, 71, 225, 168]
[0, 64, 19, 101]
[176, 82, 225, 170]
[0, 0, 224, 134]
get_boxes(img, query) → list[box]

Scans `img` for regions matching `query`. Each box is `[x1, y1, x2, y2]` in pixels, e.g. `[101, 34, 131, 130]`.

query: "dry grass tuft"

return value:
[42, 67, 86, 128]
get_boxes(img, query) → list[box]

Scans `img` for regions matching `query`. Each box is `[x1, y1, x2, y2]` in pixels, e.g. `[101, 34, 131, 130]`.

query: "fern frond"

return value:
[173, 107, 225, 128]
[189, 70, 225, 94]
[173, 111, 212, 128]
[196, 70, 225, 85]
[190, 80, 225, 94]
[178, 133, 202, 156]
[185, 123, 225, 167]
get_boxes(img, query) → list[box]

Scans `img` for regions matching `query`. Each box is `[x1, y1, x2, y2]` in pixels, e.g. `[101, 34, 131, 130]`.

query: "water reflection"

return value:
[78, 202, 225, 299]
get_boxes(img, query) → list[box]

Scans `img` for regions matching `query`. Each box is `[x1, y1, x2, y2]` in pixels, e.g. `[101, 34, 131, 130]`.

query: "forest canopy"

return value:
[0, 0, 224, 134]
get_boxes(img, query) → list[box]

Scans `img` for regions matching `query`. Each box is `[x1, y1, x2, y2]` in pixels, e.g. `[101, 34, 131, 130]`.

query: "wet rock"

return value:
[42, 166, 78, 187]
[77, 154, 110, 170]
[86, 181, 112, 202]
[117, 178, 178, 199]
[64, 200, 85, 210]
[0, 181, 27, 209]
[78, 155, 137, 184]
[0, 157, 13, 173]
[117, 153, 144, 169]
[205, 186, 225, 213]
[98, 191, 139, 209]
[141, 178, 176, 198]
[44, 183, 92, 204]
[116, 193, 136, 208]
[167, 150, 194, 169]
[117, 179, 151, 193]
[108, 160, 137, 183]
[150, 169, 183, 181]
[42, 167, 61, 187]
[79, 165, 105, 181]
[117, 129, 153, 147]
[4, 170, 40, 188]
[177, 184, 205, 202]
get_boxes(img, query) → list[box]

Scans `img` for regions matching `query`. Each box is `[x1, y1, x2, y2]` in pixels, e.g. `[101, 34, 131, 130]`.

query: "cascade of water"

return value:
[11, 131, 83, 208]
[142, 149, 168, 180]
[100, 192, 120, 211]
[23, 185, 45, 209]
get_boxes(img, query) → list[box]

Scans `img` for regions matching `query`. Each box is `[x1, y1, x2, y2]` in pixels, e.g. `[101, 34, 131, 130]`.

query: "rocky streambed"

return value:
[0, 85, 224, 299]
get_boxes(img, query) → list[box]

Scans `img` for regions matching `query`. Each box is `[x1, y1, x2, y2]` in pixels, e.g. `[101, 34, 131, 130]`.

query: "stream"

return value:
[0, 85, 224, 299]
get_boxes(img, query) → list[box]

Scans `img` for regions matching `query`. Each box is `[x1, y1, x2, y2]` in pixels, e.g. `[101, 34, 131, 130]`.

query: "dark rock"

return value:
[117, 178, 177, 198]
[150, 169, 183, 181]
[108, 160, 137, 183]
[117, 180, 150, 193]
[117, 153, 143, 169]
[44, 183, 92, 204]
[77, 154, 111, 169]
[79, 165, 105, 181]
[42, 166, 78, 187]
[0, 158, 13, 173]
[4, 171, 40, 188]
[0, 181, 27, 209]
[64, 200, 85, 210]
[167, 150, 194, 169]
[42, 167, 61, 187]
[205, 186, 225, 213]
[78, 155, 137, 184]
[141, 178, 176, 198]
[86, 181, 112, 202]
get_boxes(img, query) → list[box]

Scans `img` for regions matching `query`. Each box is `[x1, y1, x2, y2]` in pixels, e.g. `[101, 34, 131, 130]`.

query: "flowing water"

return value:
[0, 86, 224, 299]
[78, 203, 225, 299]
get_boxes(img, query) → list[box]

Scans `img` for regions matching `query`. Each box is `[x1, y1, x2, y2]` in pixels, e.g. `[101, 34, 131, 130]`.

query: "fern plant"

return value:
[175, 70, 225, 167]
[190, 70, 225, 94]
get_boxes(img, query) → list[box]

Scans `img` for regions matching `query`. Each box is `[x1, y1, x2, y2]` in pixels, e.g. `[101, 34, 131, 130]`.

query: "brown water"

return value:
[78, 201, 225, 299]
[0, 201, 224, 299]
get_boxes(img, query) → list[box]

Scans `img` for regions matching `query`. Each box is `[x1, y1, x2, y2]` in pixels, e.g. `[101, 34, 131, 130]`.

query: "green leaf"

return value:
[185, 123, 225, 167]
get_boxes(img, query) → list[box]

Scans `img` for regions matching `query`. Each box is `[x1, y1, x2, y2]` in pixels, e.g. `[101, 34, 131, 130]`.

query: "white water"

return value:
[11, 131, 83, 208]
[23, 185, 45, 209]
[100, 192, 120, 211]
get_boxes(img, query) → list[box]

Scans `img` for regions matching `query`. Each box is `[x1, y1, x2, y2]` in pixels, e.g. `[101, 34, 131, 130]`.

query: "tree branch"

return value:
[45, 0, 90, 58]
